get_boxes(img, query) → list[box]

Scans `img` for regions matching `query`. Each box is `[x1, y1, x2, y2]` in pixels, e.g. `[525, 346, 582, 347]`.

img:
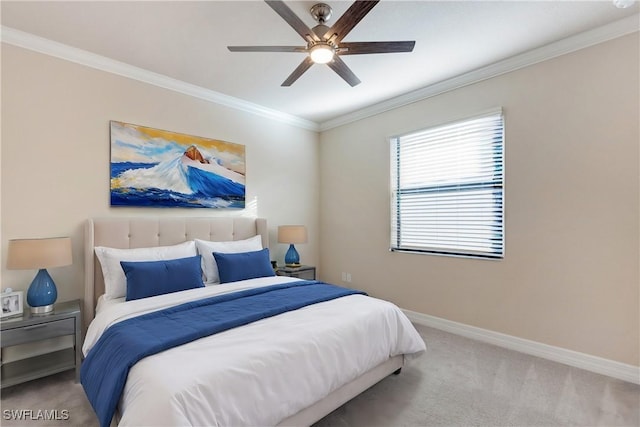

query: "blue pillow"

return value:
[213, 248, 275, 284]
[121, 255, 204, 301]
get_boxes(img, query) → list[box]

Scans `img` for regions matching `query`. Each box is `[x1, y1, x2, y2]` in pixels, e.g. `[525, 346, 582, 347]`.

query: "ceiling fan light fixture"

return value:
[228, 1, 415, 86]
[309, 43, 335, 64]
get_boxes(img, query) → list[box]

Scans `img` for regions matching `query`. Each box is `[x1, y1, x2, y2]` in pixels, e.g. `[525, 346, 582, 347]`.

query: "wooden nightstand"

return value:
[276, 265, 316, 280]
[0, 299, 82, 389]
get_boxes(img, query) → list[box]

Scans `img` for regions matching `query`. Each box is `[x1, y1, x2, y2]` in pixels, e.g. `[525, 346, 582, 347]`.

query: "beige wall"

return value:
[2, 33, 638, 368]
[319, 34, 639, 366]
[1, 45, 320, 304]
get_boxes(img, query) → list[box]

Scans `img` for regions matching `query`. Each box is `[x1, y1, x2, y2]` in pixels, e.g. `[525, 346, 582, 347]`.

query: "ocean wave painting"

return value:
[110, 121, 245, 208]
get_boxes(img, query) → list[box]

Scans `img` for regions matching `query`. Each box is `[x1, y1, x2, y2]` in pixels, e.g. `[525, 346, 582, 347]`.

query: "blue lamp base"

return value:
[27, 269, 58, 315]
[284, 244, 301, 267]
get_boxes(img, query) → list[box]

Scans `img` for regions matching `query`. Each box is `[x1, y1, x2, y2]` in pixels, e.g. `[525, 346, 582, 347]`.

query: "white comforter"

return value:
[84, 277, 426, 427]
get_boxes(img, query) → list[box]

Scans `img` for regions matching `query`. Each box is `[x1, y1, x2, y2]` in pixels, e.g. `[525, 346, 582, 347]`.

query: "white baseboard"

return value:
[403, 309, 640, 385]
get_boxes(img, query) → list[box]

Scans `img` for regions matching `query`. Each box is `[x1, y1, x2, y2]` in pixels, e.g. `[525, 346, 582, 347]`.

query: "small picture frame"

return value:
[1, 291, 24, 319]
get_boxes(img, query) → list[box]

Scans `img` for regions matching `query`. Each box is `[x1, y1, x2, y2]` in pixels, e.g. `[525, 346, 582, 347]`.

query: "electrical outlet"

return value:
[346, 273, 352, 283]
[341, 272, 347, 281]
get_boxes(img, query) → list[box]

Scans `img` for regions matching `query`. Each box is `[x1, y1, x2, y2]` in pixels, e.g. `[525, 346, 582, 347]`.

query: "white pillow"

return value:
[95, 241, 197, 300]
[195, 235, 263, 284]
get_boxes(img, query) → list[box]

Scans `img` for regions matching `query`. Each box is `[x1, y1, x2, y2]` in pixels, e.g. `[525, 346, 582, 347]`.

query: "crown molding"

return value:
[2, 13, 638, 134]
[1, 26, 320, 132]
[319, 14, 640, 132]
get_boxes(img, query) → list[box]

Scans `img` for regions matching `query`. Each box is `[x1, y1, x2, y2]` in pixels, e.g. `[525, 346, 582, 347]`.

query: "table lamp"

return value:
[7, 237, 72, 314]
[278, 225, 308, 267]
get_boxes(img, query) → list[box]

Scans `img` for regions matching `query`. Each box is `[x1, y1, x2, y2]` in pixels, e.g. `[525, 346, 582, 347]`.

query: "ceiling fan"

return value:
[227, 0, 415, 87]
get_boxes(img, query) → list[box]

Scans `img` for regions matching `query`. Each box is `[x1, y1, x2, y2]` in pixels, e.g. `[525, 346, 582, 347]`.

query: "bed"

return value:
[82, 217, 426, 427]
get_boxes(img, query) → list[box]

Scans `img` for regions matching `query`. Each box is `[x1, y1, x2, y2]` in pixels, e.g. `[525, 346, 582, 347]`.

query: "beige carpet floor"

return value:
[1, 323, 638, 426]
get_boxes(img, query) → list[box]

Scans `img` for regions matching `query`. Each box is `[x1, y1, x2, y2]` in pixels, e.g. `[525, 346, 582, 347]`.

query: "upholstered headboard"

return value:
[84, 217, 268, 329]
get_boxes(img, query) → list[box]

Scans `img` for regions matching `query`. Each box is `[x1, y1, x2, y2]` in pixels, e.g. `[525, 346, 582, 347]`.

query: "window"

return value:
[390, 110, 504, 259]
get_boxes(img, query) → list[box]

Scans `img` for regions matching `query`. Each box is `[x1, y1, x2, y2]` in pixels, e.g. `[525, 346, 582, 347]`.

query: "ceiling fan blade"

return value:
[282, 56, 314, 86]
[265, 1, 320, 42]
[327, 56, 361, 87]
[323, 1, 379, 43]
[338, 41, 415, 55]
[228, 46, 307, 53]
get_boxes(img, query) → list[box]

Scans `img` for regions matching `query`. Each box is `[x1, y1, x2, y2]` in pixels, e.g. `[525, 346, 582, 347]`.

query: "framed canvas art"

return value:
[110, 121, 246, 208]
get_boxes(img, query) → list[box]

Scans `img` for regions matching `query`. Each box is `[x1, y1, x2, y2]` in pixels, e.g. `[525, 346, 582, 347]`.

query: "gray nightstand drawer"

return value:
[2, 318, 75, 347]
[291, 269, 315, 280]
[276, 265, 316, 280]
[0, 300, 82, 388]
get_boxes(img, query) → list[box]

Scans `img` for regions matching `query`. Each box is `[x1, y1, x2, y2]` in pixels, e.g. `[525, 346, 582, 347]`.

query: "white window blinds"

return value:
[391, 111, 504, 259]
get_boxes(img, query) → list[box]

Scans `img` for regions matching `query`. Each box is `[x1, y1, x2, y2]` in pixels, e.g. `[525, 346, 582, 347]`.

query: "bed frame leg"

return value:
[393, 368, 402, 375]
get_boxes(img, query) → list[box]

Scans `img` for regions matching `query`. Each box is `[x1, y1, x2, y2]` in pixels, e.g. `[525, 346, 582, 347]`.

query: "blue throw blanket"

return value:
[81, 281, 365, 427]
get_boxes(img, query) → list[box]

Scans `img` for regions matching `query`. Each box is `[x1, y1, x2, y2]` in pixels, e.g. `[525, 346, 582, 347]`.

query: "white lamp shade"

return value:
[7, 237, 73, 270]
[277, 226, 308, 244]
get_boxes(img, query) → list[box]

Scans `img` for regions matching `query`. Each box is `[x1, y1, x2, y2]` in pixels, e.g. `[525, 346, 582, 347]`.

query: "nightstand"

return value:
[276, 265, 316, 280]
[0, 299, 82, 389]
